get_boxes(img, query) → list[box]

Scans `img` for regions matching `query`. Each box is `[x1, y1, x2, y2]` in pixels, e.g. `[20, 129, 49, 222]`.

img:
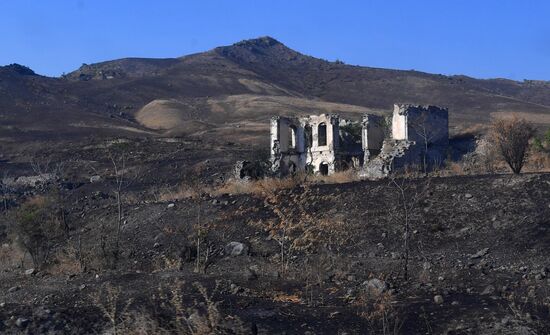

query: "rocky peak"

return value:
[1, 63, 37, 76]
[233, 36, 282, 48]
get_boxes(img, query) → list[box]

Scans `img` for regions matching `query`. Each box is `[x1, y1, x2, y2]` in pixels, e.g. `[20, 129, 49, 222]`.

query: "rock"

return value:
[211, 199, 219, 205]
[363, 279, 387, 296]
[423, 261, 432, 270]
[8, 286, 20, 293]
[225, 242, 248, 257]
[245, 268, 258, 281]
[434, 295, 444, 304]
[24, 268, 35, 276]
[15, 318, 30, 328]
[230, 283, 242, 294]
[89, 175, 101, 183]
[0, 302, 5, 308]
[464, 193, 473, 199]
[153, 242, 161, 248]
[451, 300, 459, 305]
[79, 284, 87, 291]
[167, 203, 175, 208]
[268, 271, 280, 278]
[481, 285, 495, 295]
[470, 248, 489, 259]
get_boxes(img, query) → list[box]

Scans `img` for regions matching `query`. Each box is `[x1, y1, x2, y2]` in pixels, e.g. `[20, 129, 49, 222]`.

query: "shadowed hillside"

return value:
[2, 36, 550, 142]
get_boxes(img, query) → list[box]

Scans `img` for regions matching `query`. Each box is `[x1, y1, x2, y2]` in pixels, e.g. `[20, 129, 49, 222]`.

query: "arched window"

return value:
[288, 125, 297, 149]
[318, 123, 327, 146]
[319, 162, 329, 176]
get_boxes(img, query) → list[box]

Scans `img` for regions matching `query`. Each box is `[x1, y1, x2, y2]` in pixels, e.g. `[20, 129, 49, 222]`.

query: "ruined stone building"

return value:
[270, 104, 449, 178]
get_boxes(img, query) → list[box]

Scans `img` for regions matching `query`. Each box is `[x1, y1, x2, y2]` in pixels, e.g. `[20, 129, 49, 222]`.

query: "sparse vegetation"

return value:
[2, 34, 550, 335]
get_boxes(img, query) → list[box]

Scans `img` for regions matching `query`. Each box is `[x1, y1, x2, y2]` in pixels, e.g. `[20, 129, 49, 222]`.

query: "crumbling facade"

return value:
[269, 104, 449, 178]
[362, 104, 449, 178]
[270, 113, 385, 176]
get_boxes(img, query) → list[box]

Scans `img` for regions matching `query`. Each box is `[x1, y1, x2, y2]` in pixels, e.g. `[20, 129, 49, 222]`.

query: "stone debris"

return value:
[470, 248, 489, 259]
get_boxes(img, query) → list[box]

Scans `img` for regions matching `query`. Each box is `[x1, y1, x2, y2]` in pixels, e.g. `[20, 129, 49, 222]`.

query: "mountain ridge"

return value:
[1, 36, 550, 142]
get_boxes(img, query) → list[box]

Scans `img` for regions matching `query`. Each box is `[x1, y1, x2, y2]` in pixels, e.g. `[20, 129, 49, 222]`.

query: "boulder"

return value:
[15, 318, 30, 328]
[363, 278, 387, 296]
[89, 175, 101, 183]
[225, 242, 248, 257]
[434, 295, 444, 304]
[7, 286, 20, 293]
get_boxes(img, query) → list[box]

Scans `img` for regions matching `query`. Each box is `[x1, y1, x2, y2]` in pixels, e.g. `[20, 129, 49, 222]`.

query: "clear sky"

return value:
[1, 0, 549, 80]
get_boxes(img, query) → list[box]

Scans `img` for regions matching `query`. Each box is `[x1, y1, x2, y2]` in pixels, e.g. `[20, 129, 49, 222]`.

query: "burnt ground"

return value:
[0, 138, 549, 335]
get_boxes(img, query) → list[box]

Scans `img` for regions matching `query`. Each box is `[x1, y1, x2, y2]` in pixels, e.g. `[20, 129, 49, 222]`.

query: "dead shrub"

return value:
[491, 116, 535, 174]
[354, 290, 402, 333]
[90, 283, 133, 335]
[10, 195, 65, 270]
[251, 184, 354, 274]
[136, 280, 249, 335]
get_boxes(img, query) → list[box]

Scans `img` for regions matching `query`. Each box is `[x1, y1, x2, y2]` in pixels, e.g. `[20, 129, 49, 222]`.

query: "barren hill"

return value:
[2, 36, 550, 142]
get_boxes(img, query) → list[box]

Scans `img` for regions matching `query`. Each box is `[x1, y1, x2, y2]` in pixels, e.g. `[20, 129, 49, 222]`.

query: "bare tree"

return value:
[491, 116, 534, 174]
[107, 151, 139, 268]
[388, 177, 431, 281]
[410, 111, 437, 175]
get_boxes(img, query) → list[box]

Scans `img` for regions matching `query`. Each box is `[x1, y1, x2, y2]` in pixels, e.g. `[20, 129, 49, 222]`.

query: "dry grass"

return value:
[212, 175, 303, 196]
[524, 150, 550, 172]
[156, 182, 208, 202]
[213, 170, 359, 196]
[308, 169, 360, 184]
[47, 247, 83, 275]
[0, 243, 26, 271]
[452, 122, 488, 138]
[491, 111, 550, 126]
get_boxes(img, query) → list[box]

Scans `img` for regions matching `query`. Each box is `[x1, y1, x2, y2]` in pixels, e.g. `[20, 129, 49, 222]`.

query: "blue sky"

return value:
[1, 0, 549, 80]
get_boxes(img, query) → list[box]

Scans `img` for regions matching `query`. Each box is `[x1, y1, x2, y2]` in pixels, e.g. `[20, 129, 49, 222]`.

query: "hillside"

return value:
[2, 36, 550, 143]
[1, 172, 549, 334]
